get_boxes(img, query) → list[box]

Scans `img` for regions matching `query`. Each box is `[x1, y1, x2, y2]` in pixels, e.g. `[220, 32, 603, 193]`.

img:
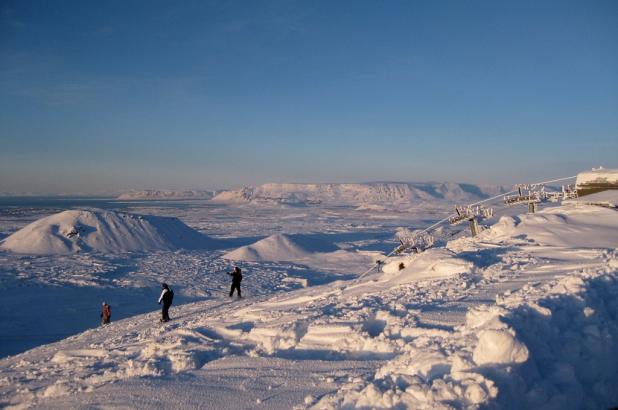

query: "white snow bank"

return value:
[382, 248, 474, 283]
[223, 234, 339, 262]
[0, 209, 217, 254]
[312, 253, 618, 410]
[481, 205, 618, 248]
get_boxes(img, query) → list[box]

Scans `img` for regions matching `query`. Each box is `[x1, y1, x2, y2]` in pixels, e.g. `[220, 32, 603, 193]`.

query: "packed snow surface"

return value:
[0, 209, 216, 254]
[1, 203, 618, 409]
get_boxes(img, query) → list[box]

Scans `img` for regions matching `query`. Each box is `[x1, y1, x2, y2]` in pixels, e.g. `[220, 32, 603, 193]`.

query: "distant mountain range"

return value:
[117, 190, 218, 200]
[210, 182, 511, 206]
[114, 182, 511, 205]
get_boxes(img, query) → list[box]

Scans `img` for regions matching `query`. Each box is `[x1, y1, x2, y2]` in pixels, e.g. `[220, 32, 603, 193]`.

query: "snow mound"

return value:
[0, 209, 216, 254]
[382, 248, 474, 283]
[482, 205, 618, 248]
[223, 233, 339, 262]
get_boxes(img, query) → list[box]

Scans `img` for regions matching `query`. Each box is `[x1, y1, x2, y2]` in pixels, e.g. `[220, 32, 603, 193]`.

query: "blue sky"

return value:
[1, 0, 616, 193]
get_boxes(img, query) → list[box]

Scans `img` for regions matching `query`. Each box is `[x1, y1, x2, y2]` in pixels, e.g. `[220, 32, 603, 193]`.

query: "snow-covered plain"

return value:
[0, 194, 617, 409]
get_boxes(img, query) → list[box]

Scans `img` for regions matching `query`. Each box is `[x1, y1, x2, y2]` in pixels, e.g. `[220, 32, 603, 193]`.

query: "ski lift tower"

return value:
[395, 231, 434, 255]
[504, 185, 542, 213]
[448, 205, 493, 237]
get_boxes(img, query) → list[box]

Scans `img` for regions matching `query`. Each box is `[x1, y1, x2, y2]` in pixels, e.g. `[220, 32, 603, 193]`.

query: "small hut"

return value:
[570, 168, 618, 208]
[576, 168, 618, 196]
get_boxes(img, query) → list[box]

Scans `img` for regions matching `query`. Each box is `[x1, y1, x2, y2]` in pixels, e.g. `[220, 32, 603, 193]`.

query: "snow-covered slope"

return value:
[117, 190, 215, 200]
[483, 205, 618, 248]
[0, 209, 217, 254]
[1, 204, 617, 409]
[210, 182, 509, 206]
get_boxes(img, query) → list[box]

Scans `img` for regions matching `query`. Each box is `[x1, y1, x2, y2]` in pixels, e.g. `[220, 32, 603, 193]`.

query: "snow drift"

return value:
[0, 209, 216, 254]
[314, 255, 618, 410]
[482, 206, 618, 248]
[223, 233, 340, 262]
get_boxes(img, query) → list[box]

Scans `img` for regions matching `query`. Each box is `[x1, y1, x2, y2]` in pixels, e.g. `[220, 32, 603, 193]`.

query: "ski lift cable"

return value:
[468, 175, 576, 208]
[355, 175, 577, 281]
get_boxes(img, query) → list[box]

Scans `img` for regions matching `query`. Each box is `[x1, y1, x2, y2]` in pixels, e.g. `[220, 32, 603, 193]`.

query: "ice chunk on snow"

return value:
[472, 329, 529, 365]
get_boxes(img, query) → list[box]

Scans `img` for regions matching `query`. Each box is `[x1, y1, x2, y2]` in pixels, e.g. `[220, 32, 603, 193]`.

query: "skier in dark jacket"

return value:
[158, 283, 174, 322]
[227, 266, 242, 298]
[100, 302, 111, 325]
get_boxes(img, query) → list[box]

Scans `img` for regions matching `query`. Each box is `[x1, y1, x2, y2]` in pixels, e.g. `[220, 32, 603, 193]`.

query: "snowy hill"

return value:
[117, 190, 216, 200]
[1, 204, 618, 409]
[210, 182, 509, 206]
[222, 233, 380, 275]
[0, 209, 217, 254]
[223, 233, 340, 261]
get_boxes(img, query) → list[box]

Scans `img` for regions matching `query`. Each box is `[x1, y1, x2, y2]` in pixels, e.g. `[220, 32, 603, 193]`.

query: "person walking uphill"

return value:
[100, 302, 111, 325]
[227, 266, 243, 298]
[158, 283, 174, 322]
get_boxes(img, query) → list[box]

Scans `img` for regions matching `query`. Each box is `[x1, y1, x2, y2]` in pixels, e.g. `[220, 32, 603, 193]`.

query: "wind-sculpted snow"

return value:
[210, 182, 509, 206]
[482, 205, 618, 248]
[314, 253, 618, 410]
[0, 209, 218, 254]
[1, 205, 618, 409]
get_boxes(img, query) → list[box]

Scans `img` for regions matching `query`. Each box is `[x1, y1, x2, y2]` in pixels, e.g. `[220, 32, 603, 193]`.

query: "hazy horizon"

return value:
[0, 176, 579, 197]
[2, 1, 616, 194]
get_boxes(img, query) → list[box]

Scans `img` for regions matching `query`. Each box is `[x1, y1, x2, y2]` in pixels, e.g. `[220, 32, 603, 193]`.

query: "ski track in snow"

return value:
[0, 202, 617, 409]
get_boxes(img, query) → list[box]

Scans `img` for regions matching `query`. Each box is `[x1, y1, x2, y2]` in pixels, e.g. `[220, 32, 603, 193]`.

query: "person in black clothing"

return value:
[158, 283, 174, 322]
[100, 302, 111, 325]
[227, 266, 242, 298]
